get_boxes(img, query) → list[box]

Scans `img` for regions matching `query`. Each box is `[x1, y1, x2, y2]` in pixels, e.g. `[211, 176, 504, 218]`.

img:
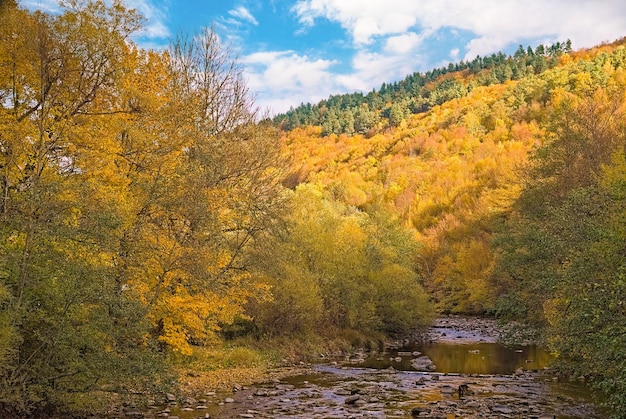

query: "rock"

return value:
[124, 407, 143, 417]
[334, 389, 351, 396]
[411, 407, 431, 417]
[458, 383, 474, 397]
[184, 396, 197, 405]
[239, 415, 254, 418]
[345, 395, 360, 404]
[165, 393, 177, 402]
[491, 405, 514, 414]
[411, 355, 437, 371]
[224, 397, 235, 403]
[440, 384, 456, 395]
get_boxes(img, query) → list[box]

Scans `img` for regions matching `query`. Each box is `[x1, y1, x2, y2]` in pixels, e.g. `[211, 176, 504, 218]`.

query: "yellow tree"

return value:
[0, 0, 156, 411]
[114, 29, 285, 355]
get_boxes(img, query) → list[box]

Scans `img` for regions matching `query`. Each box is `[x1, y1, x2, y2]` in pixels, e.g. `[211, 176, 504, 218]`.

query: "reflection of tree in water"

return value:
[418, 343, 553, 375]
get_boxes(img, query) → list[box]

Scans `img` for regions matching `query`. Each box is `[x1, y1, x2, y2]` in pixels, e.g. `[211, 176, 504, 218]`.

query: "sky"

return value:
[22, 0, 626, 115]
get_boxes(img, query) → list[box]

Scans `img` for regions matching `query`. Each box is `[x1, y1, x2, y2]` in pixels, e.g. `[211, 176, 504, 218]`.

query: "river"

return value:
[143, 317, 606, 418]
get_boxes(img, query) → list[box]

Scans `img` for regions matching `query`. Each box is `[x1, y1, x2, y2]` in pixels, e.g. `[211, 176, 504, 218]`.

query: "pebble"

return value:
[129, 318, 601, 418]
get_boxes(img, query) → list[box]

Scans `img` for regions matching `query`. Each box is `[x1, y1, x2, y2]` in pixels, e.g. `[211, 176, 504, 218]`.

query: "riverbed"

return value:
[140, 317, 605, 418]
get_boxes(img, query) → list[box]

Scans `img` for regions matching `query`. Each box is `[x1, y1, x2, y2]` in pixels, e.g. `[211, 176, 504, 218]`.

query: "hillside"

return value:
[273, 40, 570, 135]
[1, 0, 624, 416]
[275, 38, 626, 414]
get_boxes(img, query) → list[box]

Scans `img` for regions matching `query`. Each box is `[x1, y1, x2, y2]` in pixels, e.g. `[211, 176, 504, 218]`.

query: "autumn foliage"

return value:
[1, 0, 626, 416]
[277, 38, 626, 416]
[0, 1, 283, 414]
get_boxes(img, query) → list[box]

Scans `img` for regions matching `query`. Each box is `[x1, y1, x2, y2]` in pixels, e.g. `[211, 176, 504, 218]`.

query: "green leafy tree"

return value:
[0, 1, 163, 414]
[492, 74, 626, 417]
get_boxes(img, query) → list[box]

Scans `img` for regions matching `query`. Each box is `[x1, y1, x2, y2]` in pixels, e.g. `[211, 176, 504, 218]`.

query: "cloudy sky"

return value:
[23, 0, 626, 115]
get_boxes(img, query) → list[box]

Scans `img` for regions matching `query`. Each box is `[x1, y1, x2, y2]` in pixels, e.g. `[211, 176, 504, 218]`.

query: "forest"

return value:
[0, 0, 625, 417]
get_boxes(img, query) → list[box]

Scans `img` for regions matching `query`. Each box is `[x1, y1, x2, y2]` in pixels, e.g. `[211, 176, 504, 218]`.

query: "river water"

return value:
[144, 318, 606, 418]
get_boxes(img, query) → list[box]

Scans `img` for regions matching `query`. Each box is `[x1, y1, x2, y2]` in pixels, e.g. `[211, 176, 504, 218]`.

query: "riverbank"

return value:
[129, 316, 605, 418]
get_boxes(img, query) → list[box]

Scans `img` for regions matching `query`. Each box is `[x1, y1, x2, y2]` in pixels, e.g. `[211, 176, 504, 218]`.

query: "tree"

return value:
[491, 69, 626, 416]
[249, 184, 433, 337]
[0, 1, 158, 413]
[0, 2, 285, 414]
[114, 27, 286, 355]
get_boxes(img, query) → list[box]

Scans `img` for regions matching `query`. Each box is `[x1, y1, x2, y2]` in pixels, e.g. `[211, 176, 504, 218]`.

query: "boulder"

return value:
[345, 395, 360, 404]
[411, 355, 437, 371]
[491, 405, 514, 414]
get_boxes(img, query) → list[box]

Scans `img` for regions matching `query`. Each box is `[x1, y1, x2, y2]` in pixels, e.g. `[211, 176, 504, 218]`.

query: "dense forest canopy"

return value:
[0, 0, 625, 417]
[276, 37, 626, 415]
[0, 0, 287, 413]
[272, 40, 571, 135]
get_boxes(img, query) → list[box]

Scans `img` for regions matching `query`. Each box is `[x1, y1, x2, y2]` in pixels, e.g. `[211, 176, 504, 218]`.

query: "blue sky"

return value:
[23, 0, 626, 115]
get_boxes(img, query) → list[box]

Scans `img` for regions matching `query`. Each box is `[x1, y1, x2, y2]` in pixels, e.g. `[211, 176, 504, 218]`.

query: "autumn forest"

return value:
[1, 0, 625, 417]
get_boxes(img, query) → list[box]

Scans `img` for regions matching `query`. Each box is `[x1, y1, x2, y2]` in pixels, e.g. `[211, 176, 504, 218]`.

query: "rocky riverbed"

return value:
[132, 317, 605, 418]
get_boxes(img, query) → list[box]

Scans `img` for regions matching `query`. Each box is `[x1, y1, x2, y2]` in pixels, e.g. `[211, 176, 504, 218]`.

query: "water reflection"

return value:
[148, 342, 605, 419]
[421, 342, 553, 374]
[359, 342, 553, 374]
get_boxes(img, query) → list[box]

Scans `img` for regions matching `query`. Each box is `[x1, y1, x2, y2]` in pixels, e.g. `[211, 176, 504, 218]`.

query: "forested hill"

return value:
[277, 38, 626, 415]
[273, 41, 572, 134]
[1, 1, 625, 416]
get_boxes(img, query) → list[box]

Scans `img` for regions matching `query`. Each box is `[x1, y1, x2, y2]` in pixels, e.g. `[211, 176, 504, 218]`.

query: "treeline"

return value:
[278, 39, 626, 416]
[0, 0, 281, 414]
[0, 1, 434, 415]
[492, 75, 626, 415]
[2, 0, 625, 416]
[272, 40, 571, 135]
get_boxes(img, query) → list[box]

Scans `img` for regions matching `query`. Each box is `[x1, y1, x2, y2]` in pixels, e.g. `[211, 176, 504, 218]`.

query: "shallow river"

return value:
[145, 319, 606, 418]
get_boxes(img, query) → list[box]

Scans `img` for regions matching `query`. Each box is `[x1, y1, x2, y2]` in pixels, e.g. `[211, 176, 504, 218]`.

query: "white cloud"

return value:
[241, 46, 428, 115]
[20, 0, 62, 14]
[385, 32, 424, 54]
[293, 0, 421, 44]
[293, 0, 626, 56]
[124, 0, 171, 40]
[241, 51, 342, 114]
[228, 6, 259, 26]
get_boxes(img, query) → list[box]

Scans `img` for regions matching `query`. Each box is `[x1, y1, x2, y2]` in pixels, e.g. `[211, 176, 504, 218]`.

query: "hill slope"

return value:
[274, 38, 626, 415]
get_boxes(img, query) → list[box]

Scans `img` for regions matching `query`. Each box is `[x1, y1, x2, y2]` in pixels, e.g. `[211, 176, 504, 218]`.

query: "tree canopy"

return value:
[2, 0, 625, 416]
